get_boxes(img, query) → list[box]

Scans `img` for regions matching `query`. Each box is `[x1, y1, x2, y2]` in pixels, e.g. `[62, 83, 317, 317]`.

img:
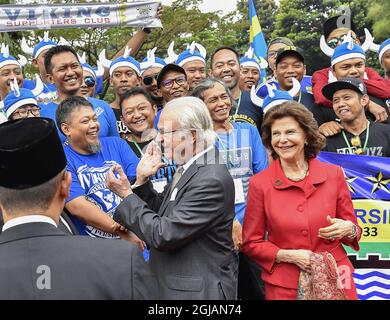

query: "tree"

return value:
[272, 0, 380, 74]
[368, 0, 390, 41]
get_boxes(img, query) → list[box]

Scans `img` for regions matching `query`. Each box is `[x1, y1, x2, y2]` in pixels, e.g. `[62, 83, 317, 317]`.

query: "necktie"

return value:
[170, 166, 184, 193]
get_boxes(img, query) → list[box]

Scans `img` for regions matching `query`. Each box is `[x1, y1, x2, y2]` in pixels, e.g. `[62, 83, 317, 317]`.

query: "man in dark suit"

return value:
[107, 96, 237, 300]
[0, 117, 151, 299]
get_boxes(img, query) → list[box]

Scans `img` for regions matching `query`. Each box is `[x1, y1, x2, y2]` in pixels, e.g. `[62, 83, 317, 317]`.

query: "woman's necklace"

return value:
[285, 161, 309, 182]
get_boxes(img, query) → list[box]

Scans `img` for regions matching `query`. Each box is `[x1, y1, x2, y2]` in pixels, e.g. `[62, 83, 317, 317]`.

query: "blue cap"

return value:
[176, 42, 206, 67]
[331, 41, 365, 67]
[140, 48, 166, 73]
[4, 87, 38, 119]
[240, 47, 268, 71]
[378, 38, 390, 63]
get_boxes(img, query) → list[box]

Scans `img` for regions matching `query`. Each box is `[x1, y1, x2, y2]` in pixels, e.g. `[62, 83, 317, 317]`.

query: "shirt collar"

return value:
[182, 145, 213, 174]
[2, 215, 57, 232]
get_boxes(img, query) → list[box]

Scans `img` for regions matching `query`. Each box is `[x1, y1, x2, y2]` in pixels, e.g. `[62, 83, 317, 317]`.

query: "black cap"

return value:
[275, 46, 305, 66]
[157, 64, 187, 88]
[0, 117, 67, 189]
[323, 15, 357, 40]
[322, 77, 367, 101]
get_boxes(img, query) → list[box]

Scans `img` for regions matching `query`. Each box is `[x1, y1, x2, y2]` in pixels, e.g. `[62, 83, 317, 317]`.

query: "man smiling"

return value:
[322, 78, 390, 157]
[40, 45, 118, 142]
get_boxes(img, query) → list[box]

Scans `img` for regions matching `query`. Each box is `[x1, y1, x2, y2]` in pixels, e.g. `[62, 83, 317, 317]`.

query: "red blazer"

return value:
[242, 158, 361, 295]
[312, 67, 390, 107]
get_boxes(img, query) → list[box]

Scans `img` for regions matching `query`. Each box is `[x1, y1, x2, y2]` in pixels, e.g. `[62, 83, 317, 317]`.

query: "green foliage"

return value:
[272, 0, 384, 74]
[0, 0, 388, 101]
[368, 0, 390, 41]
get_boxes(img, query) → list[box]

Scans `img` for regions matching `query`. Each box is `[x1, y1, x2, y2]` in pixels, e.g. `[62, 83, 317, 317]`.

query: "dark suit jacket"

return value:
[114, 147, 237, 300]
[0, 222, 153, 299]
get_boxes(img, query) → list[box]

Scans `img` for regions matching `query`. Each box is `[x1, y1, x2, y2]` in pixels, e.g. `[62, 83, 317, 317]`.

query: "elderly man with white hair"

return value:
[106, 96, 237, 300]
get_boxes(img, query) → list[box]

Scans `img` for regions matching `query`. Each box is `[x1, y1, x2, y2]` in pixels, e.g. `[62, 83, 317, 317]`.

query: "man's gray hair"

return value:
[192, 77, 237, 110]
[164, 96, 216, 146]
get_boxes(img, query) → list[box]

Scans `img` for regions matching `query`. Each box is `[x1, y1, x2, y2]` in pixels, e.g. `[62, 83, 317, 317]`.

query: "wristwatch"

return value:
[348, 224, 358, 239]
[142, 27, 152, 34]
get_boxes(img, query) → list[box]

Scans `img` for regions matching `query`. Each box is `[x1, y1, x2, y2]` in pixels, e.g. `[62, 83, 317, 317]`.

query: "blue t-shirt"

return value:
[24, 78, 58, 104]
[64, 137, 139, 238]
[257, 75, 313, 97]
[40, 96, 118, 143]
[215, 122, 268, 224]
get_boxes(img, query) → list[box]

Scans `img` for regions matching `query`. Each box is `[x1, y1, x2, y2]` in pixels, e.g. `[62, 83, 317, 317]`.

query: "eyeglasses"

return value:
[142, 74, 158, 86]
[157, 128, 191, 137]
[350, 136, 364, 155]
[161, 76, 186, 88]
[83, 76, 96, 88]
[12, 106, 41, 118]
[267, 50, 278, 58]
[327, 34, 357, 49]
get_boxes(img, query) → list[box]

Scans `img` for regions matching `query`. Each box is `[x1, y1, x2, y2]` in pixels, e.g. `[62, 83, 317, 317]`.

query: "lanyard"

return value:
[215, 125, 238, 166]
[130, 138, 170, 164]
[342, 120, 370, 153]
[232, 92, 242, 122]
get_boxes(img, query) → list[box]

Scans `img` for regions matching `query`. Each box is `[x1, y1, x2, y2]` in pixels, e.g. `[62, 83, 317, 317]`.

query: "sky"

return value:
[160, 0, 238, 15]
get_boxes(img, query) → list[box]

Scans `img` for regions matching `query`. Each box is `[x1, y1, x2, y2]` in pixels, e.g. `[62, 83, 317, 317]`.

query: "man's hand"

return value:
[119, 229, 146, 251]
[232, 220, 242, 251]
[367, 101, 388, 123]
[106, 165, 132, 199]
[136, 141, 166, 185]
[319, 121, 343, 137]
[156, 4, 164, 19]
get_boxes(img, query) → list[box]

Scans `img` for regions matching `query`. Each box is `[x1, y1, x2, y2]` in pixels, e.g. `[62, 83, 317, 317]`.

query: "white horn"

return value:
[361, 28, 374, 52]
[43, 31, 49, 42]
[369, 42, 380, 53]
[78, 52, 86, 64]
[189, 41, 196, 54]
[328, 70, 338, 83]
[96, 60, 105, 77]
[195, 42, 207, 59]
[58, 37, 70, 46]
[320, 35, 334, 57]
[258, 56, 268, 69]
[265, 82, 277, 98]
[31, 74, 44, 96]
[2, 44, 9, 57]
[10, 78, 20, 97]
[123, 46, 132, 58]
[17, 54, 27, 67]
[288, 77, 301, 97]
[165, 41, 178, 64]
[98, 49, 112, 68]
[21, 37, 34, 56]
[250, 85, 263, 107]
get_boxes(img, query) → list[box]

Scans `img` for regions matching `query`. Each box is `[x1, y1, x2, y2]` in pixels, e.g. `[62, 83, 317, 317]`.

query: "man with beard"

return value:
[210, 46, 263, 133]
[56, 96, 142, 242]
[41, 45, 118, 142]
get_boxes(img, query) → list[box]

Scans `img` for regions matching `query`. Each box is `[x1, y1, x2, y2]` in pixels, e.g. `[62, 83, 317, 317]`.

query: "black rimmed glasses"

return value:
[161, 76, 186, 88]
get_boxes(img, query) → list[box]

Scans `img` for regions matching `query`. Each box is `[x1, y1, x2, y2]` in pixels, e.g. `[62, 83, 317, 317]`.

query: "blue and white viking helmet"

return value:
[370, 38, 390, 64]
[320, 28, 373, 65]
[21, 31, 57, 59]
[250, 77, 301, 114]
[240, 47, 268, 71]
[0, 44, 27, 69]
[140, 47, 167, 74]
[77, 52, 104, 79]
[99, 46, 141, 76]
[166, 41, 206, 67]
[4, 76, 43, 119]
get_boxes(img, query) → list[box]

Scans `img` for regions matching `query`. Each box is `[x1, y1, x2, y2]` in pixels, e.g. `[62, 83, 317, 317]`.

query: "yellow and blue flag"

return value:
[249, 0, 267, 81]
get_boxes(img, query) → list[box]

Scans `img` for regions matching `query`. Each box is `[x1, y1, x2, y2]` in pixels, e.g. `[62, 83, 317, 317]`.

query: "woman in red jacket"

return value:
[242, 102, 361, 300]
